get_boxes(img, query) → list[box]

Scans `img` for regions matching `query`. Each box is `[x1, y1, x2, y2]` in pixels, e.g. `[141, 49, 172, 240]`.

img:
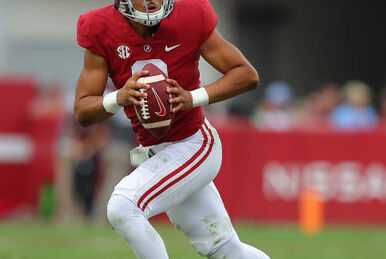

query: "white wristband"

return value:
[103, 90, 121, 114]
[190, 87, 209, 107]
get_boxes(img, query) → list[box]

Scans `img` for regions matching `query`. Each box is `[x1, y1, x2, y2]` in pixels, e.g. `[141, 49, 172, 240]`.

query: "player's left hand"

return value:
[167, 79, 193, 113]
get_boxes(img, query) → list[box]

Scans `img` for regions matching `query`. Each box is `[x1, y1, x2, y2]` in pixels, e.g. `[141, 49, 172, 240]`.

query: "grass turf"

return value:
[0, 222, 385, 259]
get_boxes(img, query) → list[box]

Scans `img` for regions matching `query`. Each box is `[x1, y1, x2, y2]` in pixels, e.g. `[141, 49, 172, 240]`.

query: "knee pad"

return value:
[106, 194, 143, 228]
[185, 216, 235, 256]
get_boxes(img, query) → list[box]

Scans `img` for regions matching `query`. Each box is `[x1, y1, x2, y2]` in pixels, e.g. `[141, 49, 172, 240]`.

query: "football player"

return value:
[74, 0, 270, 258]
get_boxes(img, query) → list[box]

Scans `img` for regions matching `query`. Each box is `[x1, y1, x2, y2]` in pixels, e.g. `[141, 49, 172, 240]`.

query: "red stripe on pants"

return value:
[138, 122, 214, 212]
[137, 125, 208, 209]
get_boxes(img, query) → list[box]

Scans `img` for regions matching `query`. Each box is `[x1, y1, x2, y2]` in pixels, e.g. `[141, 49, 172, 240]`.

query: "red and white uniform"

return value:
[76, 1, 255, 257]
[77, 0, 218, 146]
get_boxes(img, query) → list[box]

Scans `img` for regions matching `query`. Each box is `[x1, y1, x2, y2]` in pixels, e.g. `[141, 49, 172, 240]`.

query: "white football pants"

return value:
[107, 119, 270, 258]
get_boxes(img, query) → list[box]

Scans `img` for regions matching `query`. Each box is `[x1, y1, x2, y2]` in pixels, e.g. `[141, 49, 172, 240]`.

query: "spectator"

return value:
[70, 122, 110, 218]
[296, 83, 340, 131]
[329, 80, 378, 131]
[251, 81, 295, 131]
[377, 87, 386, 129]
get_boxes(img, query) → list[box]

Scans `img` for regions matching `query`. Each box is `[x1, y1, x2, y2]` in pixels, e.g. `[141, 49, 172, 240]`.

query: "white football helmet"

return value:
[114, 0, 174, 26]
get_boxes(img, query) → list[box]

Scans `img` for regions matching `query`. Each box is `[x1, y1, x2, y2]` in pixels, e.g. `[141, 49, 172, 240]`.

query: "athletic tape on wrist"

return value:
[191, 87, 209, 107]
[103, 91, 121, 114]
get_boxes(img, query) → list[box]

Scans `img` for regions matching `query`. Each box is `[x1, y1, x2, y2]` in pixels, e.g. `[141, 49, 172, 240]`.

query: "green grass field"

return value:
[0, 222, 385, 259]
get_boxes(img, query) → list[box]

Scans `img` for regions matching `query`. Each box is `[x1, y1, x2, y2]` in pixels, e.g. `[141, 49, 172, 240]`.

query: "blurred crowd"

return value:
[250, 80, 386, 132]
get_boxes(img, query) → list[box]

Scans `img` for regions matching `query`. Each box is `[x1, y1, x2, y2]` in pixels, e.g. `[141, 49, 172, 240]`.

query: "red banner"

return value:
[0, 78, 61, 218]
[214, 118, 386, 223]
[1, 83, 385, 224]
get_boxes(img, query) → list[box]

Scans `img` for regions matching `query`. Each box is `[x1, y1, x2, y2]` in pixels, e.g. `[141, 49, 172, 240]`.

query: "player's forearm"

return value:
[205, 63, 260, 104]
[74, 96, 113, 127]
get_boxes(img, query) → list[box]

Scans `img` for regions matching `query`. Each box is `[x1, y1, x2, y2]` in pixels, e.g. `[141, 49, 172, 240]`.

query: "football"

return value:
[134, 63, 174, 138]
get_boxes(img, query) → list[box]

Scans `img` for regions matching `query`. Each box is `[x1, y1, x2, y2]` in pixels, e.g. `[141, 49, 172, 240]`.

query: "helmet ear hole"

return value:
[114, 1, 118, 9]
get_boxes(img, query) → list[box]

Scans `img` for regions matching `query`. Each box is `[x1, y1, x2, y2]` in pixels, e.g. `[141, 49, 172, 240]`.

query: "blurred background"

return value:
[0, 0, 385, 258]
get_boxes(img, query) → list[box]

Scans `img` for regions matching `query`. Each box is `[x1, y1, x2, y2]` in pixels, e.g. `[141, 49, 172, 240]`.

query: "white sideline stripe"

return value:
[137, 74, 165, 84]
[0, 135, 34, 163]
[142, 120, 171, 129]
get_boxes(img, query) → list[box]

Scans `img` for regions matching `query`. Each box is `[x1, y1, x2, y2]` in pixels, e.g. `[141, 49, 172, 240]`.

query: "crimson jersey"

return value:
[77, 0, 218, 146]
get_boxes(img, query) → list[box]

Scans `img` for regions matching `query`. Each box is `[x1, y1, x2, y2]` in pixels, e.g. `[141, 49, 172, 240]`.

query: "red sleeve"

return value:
[199, 0, 218, 45]
[77, 14, 109, 62]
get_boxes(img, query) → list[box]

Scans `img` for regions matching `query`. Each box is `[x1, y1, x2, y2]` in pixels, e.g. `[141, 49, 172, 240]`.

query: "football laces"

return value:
[139, 89, 150, 120]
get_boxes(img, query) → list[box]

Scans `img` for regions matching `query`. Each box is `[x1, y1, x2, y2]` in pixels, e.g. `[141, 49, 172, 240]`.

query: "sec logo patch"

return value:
[117, 45, 131, 59]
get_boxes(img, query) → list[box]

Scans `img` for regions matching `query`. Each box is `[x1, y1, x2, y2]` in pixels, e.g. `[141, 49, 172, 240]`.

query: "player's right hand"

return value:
[117, 70, 150, 107]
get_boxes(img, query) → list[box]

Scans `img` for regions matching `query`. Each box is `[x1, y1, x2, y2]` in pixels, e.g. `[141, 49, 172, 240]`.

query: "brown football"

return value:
[134, 63, 174, 138]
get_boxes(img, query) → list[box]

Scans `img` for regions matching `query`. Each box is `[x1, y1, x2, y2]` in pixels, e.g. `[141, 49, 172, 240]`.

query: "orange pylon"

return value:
[299, 189, 324, 236]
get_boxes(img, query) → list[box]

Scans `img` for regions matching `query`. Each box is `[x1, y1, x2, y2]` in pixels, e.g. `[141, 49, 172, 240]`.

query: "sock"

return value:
[209, 234, 270, 259]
